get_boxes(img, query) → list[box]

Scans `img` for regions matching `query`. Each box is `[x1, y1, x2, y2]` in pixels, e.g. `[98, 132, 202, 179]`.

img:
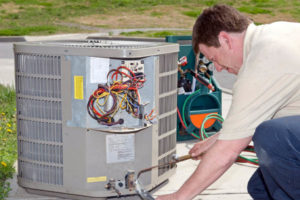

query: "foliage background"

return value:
[0, 85, 17, 199]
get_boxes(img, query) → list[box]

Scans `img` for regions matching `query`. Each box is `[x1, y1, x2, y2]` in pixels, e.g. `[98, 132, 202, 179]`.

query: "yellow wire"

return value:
[95, 92, 110, 114]
[124, 95, 134, 114]
[94, 92, 109, 103]
[96, 92, 109, 105]
[110, 91, 122, 117]
[92, 80, 141, 120]
[120, 93, 128, 110]
[96, 100, 105, 114]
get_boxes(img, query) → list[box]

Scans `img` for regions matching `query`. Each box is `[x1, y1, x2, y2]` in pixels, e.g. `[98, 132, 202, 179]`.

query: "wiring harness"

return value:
[87, 65, 155, 126]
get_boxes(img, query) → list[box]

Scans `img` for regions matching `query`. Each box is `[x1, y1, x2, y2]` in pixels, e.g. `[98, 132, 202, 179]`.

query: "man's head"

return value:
[192, 5, 251, 74]
[193, 5, 250, 52]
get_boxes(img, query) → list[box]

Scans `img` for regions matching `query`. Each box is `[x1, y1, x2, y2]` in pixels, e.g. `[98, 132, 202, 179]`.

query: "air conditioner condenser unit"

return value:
[14, 39, 179, 199]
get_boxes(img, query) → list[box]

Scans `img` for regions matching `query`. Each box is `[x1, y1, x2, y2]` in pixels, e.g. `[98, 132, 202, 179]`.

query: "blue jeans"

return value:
[247, 116, 300, 200]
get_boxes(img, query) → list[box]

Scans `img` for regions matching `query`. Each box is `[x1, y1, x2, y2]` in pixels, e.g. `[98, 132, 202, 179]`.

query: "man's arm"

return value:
[156, 135, 252, 200]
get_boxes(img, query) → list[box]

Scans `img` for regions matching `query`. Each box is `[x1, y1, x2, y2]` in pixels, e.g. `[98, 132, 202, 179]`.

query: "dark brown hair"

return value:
[192, 4, 251, 53]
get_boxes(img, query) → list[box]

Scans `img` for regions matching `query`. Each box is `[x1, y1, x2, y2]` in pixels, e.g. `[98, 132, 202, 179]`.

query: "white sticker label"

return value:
[90, 57, 110, 83]
[106, 134, 135, 163]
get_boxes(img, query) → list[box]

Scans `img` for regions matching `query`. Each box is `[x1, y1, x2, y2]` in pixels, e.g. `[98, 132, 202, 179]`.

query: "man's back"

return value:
[219, 22, 300, 140]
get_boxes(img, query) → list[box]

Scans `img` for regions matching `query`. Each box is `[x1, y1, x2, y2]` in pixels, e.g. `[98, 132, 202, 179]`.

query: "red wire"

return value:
[117, 66, 135, 77]
[246, 145, 255, 149]
[136, 89, 140, 104]
[111, 84, 128, 90]
[89, 65, 147, 125]
[176, 107, 186, 129]
[89, 98, 102, 117]
[236, 157, 259, 166]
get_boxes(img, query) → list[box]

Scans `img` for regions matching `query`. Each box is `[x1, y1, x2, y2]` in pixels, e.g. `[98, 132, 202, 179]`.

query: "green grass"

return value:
[0, 0, 192, 35]
[150, 11, 163, 17]
[0, 85, 17, 199]
[238, 6, 272, 14]
[203, 0, 219, 6]
[0, 0, 299, 36]
[0, 25, 84, 36]
[120, 30, 192, 38]
[182, 10, 202, 18]
[0, 26, 57, 36]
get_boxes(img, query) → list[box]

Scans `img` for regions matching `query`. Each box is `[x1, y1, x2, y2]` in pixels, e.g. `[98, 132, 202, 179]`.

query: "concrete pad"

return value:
[0, 58, 15, 86]
[0, 43, 14, 58]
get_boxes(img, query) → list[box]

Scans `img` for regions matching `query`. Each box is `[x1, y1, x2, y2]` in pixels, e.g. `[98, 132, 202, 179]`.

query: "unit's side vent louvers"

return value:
[159, 53, 177, 73]
[16, 54, 61, 76]
[17, 76, 61, 98]
[159, 93, 177, 115]
[17, 98, 62, 120]
[157, 53, 178, 177]
[159, 73, 177, 94]
[158, 112, 177, 136]
[16, 54, 63, 185]
[158, 133, 176, 156]
[158, 151, 176, 176]
[19, 161, 63, 185]
[19, 141, 63, 164]
[19, 120, 62, 143]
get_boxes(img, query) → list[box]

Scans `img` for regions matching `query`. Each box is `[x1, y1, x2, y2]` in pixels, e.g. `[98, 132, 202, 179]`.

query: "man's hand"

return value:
[158, 135, 252, 200]
[189, 132, 220, 160]
[156, 133, 221, 200]
[156, 192, 180, 200]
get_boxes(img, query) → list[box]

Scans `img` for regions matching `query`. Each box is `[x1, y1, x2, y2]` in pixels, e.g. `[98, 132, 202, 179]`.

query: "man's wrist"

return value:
[175, 190, 195, 200]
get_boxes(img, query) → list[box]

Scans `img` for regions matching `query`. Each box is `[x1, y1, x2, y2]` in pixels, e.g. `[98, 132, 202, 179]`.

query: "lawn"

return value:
[0, 84, 17, 199]
[0, 0, 300, 36]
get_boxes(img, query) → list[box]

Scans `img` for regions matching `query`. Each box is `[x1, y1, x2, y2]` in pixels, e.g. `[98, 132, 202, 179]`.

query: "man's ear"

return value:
[218, 31, 232, 50]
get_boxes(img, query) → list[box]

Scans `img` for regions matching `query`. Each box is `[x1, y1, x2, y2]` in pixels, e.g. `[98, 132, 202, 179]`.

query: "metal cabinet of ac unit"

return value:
[14, 40, 179, 199]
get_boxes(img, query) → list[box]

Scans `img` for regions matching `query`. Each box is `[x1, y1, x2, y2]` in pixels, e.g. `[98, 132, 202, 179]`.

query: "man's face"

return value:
[199, 44, 240, 75]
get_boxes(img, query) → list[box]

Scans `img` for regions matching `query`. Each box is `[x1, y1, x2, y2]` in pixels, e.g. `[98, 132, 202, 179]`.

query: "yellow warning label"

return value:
[87, 176, 107, 183]
[74, 76, 84, 100]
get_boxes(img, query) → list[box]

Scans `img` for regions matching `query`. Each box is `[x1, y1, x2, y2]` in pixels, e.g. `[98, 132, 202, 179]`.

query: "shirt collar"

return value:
[237, 23, 257, 77]
[243, 23, 257, 62]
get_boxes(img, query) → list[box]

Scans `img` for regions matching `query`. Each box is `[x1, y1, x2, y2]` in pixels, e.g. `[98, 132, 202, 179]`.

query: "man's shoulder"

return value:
[253, 22, 300, 43]
[248, 22, 300, 56]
